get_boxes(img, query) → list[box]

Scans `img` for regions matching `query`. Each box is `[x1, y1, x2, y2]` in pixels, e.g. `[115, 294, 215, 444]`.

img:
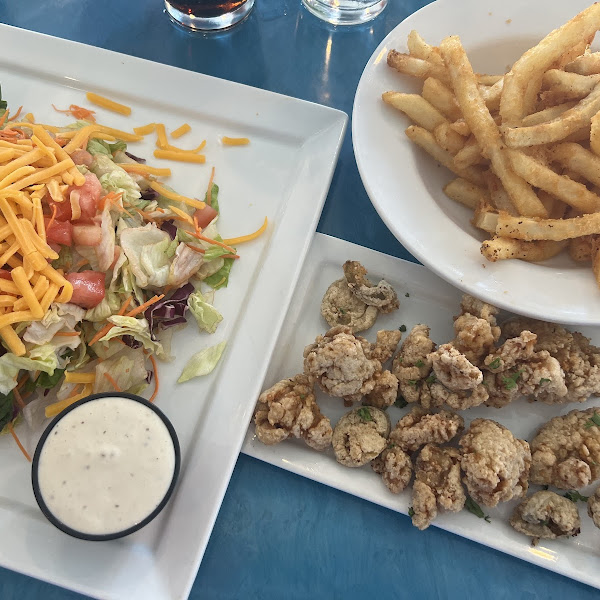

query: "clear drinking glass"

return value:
[164, 0, 255, 31]
[302, 0, 387, 25]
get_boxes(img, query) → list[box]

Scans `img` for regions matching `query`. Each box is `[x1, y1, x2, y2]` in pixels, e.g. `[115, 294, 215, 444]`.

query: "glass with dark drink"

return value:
[165, 0, 255, 30]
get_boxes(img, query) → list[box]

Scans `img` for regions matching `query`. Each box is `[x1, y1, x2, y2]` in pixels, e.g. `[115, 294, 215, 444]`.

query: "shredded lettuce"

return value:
[84, 292, 122, 322]
[120, 224, 171, 288]
[177, 341, 226, 383]
[0, 345, 59, 395]
[187, 290, 223, 334]
[93, 348, 148, 395]
[98, 316, 167, 359]
[204, 258, 234, 289]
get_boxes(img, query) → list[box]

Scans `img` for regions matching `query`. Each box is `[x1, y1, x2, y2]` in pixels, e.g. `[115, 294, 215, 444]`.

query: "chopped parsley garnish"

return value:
[585, 413, 600, 429]
[465, 495, 491, 523]
[399, 324, 407, 332]
[408, 506, 415, 517]
[564, 490, 589, 503]
[488, 357, 501, 370]
[501, 369, 524, 390]
[357, 407, 373, 422]
[539, 519, 551, 527]
[539, 378, 551, 384]
[405, 292, 410, 297]
[338, 307, 347, 315]
[387, 442, 396, 450]
[394, 396, 408, 408]
[407, 379, 418, 388]
[299, 394, 307, 400]
[415, 359, 425, 368]
[425, 373, 437, 385]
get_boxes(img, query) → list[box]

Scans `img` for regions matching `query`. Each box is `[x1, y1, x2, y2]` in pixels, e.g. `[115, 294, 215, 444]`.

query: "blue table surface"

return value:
[0, 1, 597, 599]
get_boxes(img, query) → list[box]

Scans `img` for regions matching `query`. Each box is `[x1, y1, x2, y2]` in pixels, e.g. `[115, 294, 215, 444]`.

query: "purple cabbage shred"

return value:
[125, 151, 146, 164]
[144, 283, 194, 333]
[140, 188, 158, 201]
[161, 220, 178, 240]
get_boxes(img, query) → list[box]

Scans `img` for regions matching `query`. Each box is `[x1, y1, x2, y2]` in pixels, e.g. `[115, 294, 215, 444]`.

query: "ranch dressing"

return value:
[36, 396, 176, 536]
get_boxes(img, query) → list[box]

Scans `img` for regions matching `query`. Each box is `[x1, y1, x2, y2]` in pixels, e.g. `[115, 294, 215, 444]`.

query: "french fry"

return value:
[507, 149, 600, 213]
[496, 211, 600, 241]
[482, 171, 517, 215]
[439, 35, 547, 217]
[541, 70, 600, 96]
[481, 237, 568, 262]
[504, 82, 600, 147]
[548, 143, 600, 188]
[443, 178, 487, 210]
[407, 30, 444, 66]
[382, 92, 447, 131]
[404, 125, 484, 186]
[500, 3, 600, 124]
[422, 77, 463, 122]
[472, 204, 499, 233]
[453, 136, 483, 170]
[433, 122, 466, 154]
[387, 50, 451, 85]
[565, 52, 600, 75]
[591, 111, 600, 156]
[569, 235, 595, 262]
[521, 101, 577, 126]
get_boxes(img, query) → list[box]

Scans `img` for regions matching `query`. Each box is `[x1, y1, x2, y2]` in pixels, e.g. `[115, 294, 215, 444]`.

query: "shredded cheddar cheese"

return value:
[86, 92, 132, 116]
[171, 123, 191, 139]
[149, 181, 206, 209]
[153, 149, 206, 164]
[117, 163, 172, 177]
[222, 136, 250, 146]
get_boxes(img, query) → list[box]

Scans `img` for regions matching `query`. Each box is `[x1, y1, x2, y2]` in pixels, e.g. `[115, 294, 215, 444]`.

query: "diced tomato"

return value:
[193, 205, 218, 229]
[44, 218, 72, 246]
[48, 197, 72, 222]
[71, 150, 93, 167]
[72, 224, 102, 246]
[66, 271, 105, 309]
[67, 172, 103, 222]
[0, 270, 11, 281]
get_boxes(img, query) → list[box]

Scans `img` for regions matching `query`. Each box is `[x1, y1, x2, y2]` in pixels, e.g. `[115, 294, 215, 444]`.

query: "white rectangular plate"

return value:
[0, 25, 347, 600]
[243, 233, 600, 590]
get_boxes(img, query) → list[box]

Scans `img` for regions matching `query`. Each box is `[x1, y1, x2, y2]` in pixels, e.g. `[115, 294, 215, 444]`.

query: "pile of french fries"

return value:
[383, 4, 600, 282]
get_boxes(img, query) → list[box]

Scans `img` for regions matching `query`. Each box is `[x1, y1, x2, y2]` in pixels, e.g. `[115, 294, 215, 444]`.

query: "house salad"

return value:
[0, 96, 260, 457]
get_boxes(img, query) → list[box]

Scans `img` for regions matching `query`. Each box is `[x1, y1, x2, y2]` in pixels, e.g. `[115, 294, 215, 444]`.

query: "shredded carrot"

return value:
[88, 295, 163, 347]
[54, 331, 80, 337]
[8, 423, 31, 462]
[104, 372, 122, 392]
[188, 231, 236, 253]
[52, 104, 96, 122]
[220, 253, 240, 259]
[149, 354, 159, 403]
[125, 294, 164, 319]
[0, 110, 8, 128]
[99, 191, 123, 211]
[67, 383, 84, 398]
[13, 387, 25, 410]
[7, 106, 22, 122]
[47, 204, 58, 233]
[223, 217, 268, 245]
[186, 244, 206, 254]
[88, 295, 132, 346]
[206, 166, 215, 207]
[193, 215, 201, 233]
[16, 373, 30, 392]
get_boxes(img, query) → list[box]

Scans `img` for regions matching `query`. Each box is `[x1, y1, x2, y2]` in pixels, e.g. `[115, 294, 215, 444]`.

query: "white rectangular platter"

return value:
[0, 24, 347, 600]
[243, 233, 600, 590]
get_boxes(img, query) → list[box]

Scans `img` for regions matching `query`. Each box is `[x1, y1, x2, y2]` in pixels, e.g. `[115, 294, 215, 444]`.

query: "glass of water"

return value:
[302, 0, 387, 25]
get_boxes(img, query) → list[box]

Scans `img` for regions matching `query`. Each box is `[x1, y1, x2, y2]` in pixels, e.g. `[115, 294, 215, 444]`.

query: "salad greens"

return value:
[0, 110, 237, 436]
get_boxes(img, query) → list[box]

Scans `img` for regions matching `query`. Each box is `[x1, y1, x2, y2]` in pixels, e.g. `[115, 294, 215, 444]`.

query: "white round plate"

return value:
[353, 0, 600, 325]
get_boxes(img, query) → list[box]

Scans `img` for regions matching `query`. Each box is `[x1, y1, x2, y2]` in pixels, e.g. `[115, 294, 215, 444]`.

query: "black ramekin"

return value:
[31, 391, 180, 541]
